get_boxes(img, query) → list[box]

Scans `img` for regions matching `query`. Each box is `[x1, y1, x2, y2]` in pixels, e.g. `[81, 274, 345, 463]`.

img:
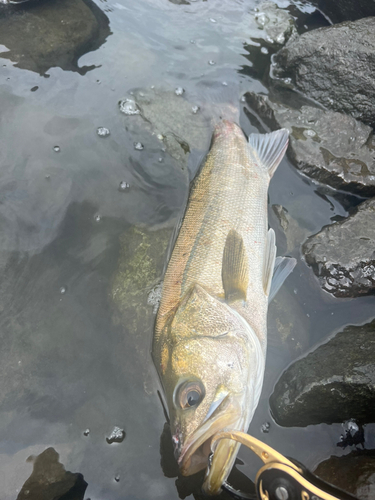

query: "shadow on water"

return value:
[17, 447, 87, 500]
[0, 0, 111, 75]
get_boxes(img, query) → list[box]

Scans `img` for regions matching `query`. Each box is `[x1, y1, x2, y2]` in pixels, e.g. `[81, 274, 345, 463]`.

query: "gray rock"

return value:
[272, 18, 375, 127]
[314, 451, 375, 500]
[308, 0, 375, 24]
[270, 319, 375, 426]
[254, 2, 296, 46]
[302, 199, 375, 298]
[245, 92, 375, 196]
[0, 0, 110, 75]
[17, 447, 87, 500]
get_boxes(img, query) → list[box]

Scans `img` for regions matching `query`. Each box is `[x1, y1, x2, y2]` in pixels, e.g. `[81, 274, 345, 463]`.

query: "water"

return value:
[0, 1, 374, 499]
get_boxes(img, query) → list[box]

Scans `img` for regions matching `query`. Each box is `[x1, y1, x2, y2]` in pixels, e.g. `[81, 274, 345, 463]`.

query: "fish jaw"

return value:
[177, 396, 243, 477]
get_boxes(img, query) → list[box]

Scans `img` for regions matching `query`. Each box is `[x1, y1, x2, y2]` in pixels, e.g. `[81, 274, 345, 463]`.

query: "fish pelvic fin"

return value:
[269, 256, 297, 302]
[263, 228, 277, 297]
[222, 229, 249, 303]
[248, 128, 289, 178]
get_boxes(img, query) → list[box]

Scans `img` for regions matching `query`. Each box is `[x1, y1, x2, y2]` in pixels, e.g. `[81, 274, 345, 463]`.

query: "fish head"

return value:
[158, 284, 264, 495]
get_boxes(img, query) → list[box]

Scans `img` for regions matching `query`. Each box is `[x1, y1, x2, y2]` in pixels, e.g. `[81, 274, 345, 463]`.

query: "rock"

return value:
[302, 199, 375, 298]
[111, 225, 172, 338]
[120, 88, 212, 171]
[17, 447, 87, 500]
[0, 0, 111, 75]
[308, 0, 375, 24]
[245, 92, 375, 197]
[254, 2, 296, 46]
[272, 18, 375, 127]
[314, 451, 375, 500]
[269, 319, 375, 426]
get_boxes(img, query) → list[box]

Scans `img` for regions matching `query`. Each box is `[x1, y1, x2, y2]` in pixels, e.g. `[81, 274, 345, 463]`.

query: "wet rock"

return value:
[245, 92, 375, 197]
[308, 0, 375, 24]
[111, 225, 172, 337]
[314, 451, 375, 500]
[272, 17, 375, 127]
[254, 2, 296, 46]
[17, 447, 87, 500]
[302, 199, 375, 298]
[270, 319, 375, 426]
[120, 88, 211, 171]
[0, 0, 111, 75]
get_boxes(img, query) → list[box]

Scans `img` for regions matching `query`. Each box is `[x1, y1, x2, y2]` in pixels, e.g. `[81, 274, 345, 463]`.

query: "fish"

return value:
[152, 119, 295, 495]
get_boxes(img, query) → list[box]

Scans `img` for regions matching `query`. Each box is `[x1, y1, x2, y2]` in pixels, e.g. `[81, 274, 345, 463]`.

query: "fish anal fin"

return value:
[249, 129, 289, 178]
[263, 228, 276, 296]
[222, 230, 249, 303]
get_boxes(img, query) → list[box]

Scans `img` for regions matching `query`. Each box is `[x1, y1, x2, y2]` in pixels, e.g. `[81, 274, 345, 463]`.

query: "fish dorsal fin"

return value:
[263, 228, 276, 296]
[249, 129, 289, 178]
[222, 229, 249, 303]
[269, 256, 297, 302]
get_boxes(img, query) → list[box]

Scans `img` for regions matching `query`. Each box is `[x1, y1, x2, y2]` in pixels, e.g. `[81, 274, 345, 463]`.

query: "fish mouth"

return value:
[178, 397, 243, 485]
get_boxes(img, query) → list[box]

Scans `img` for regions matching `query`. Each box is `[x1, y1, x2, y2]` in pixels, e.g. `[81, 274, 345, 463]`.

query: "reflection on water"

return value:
[0, 0, 374, 499]
[17, 448, 87, 500]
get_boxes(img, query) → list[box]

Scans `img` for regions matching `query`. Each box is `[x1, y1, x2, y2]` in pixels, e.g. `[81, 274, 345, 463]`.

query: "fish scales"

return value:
[156, 122, 269, 349]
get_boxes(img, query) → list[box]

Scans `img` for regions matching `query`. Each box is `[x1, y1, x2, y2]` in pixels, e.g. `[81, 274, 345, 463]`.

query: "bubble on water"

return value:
[260, 47, 269, 55]
[158, 158, 163, 163]
[119, 98, 140, 115]
[106, 426, 126, 444]
[45, 175, 51, 180]
[190, 39, 196, 44]
[94, 214, 101, 222]
[119, 181, 130, 191]
[157, 134, 164, 141]
[134, 141, 144, 150]
[175, 87, 184, 96]
[60, 286, 67, 295]
[97, 127, 110, 137]
[210, 18, 217, 23]
[114, 475, 120, 483]
[222, 81, 228, 86]
[161, 147, 166, 152]
[83, 429, 90, 436]
[261, 422, 271, 433]
[191, 105, 199, 114]
[255, 13, 269, 27]
[148, 283, 163, 314]
[150, 85, 155, 89]
[208, 60, 216, 65]
[293, 288, 298, 294]
[276, 33, 285, 44]
[53, 146, 60, 153]
[283, 77, 292, 85]
[96, 80, 101, 84]
[241, 95, 246, 103]
[305, 129, 316, 138]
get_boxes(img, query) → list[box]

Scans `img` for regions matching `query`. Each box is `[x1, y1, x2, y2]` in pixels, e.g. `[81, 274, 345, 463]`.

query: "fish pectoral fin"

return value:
[222, 229, 249, 303]
[269, 256, 297, 302]
[263, 228, 277, 297]
[248, 128, 289, 178]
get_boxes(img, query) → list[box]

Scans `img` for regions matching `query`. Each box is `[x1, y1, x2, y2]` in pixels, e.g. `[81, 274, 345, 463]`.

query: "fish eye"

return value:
[175, 380, 205, 409]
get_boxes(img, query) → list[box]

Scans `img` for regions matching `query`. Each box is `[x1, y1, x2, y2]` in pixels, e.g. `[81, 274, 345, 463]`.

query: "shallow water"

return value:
[0, 0, 374, 499]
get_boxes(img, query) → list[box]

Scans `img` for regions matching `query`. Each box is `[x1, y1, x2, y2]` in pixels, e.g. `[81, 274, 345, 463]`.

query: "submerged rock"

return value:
[245, 92, 375, 196]
[0, 0, 111, 75]
[119, 88, 211, 171]
[270, 319, 375, 426]
[17, 447, 87, 500]
[111, 225, 172, 337]
[308, 0, 375, 24]
[314, 451, 375, 500]
[271, 204, 309, 253]
[254, 2, 296, 46]
[272, 18, 375, 127]
[302, 199, 375, 298]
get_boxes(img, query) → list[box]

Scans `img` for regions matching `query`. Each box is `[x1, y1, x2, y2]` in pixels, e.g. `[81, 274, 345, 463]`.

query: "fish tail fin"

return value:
[194, 80, 241, 124]
[248, 129, 289, 178]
